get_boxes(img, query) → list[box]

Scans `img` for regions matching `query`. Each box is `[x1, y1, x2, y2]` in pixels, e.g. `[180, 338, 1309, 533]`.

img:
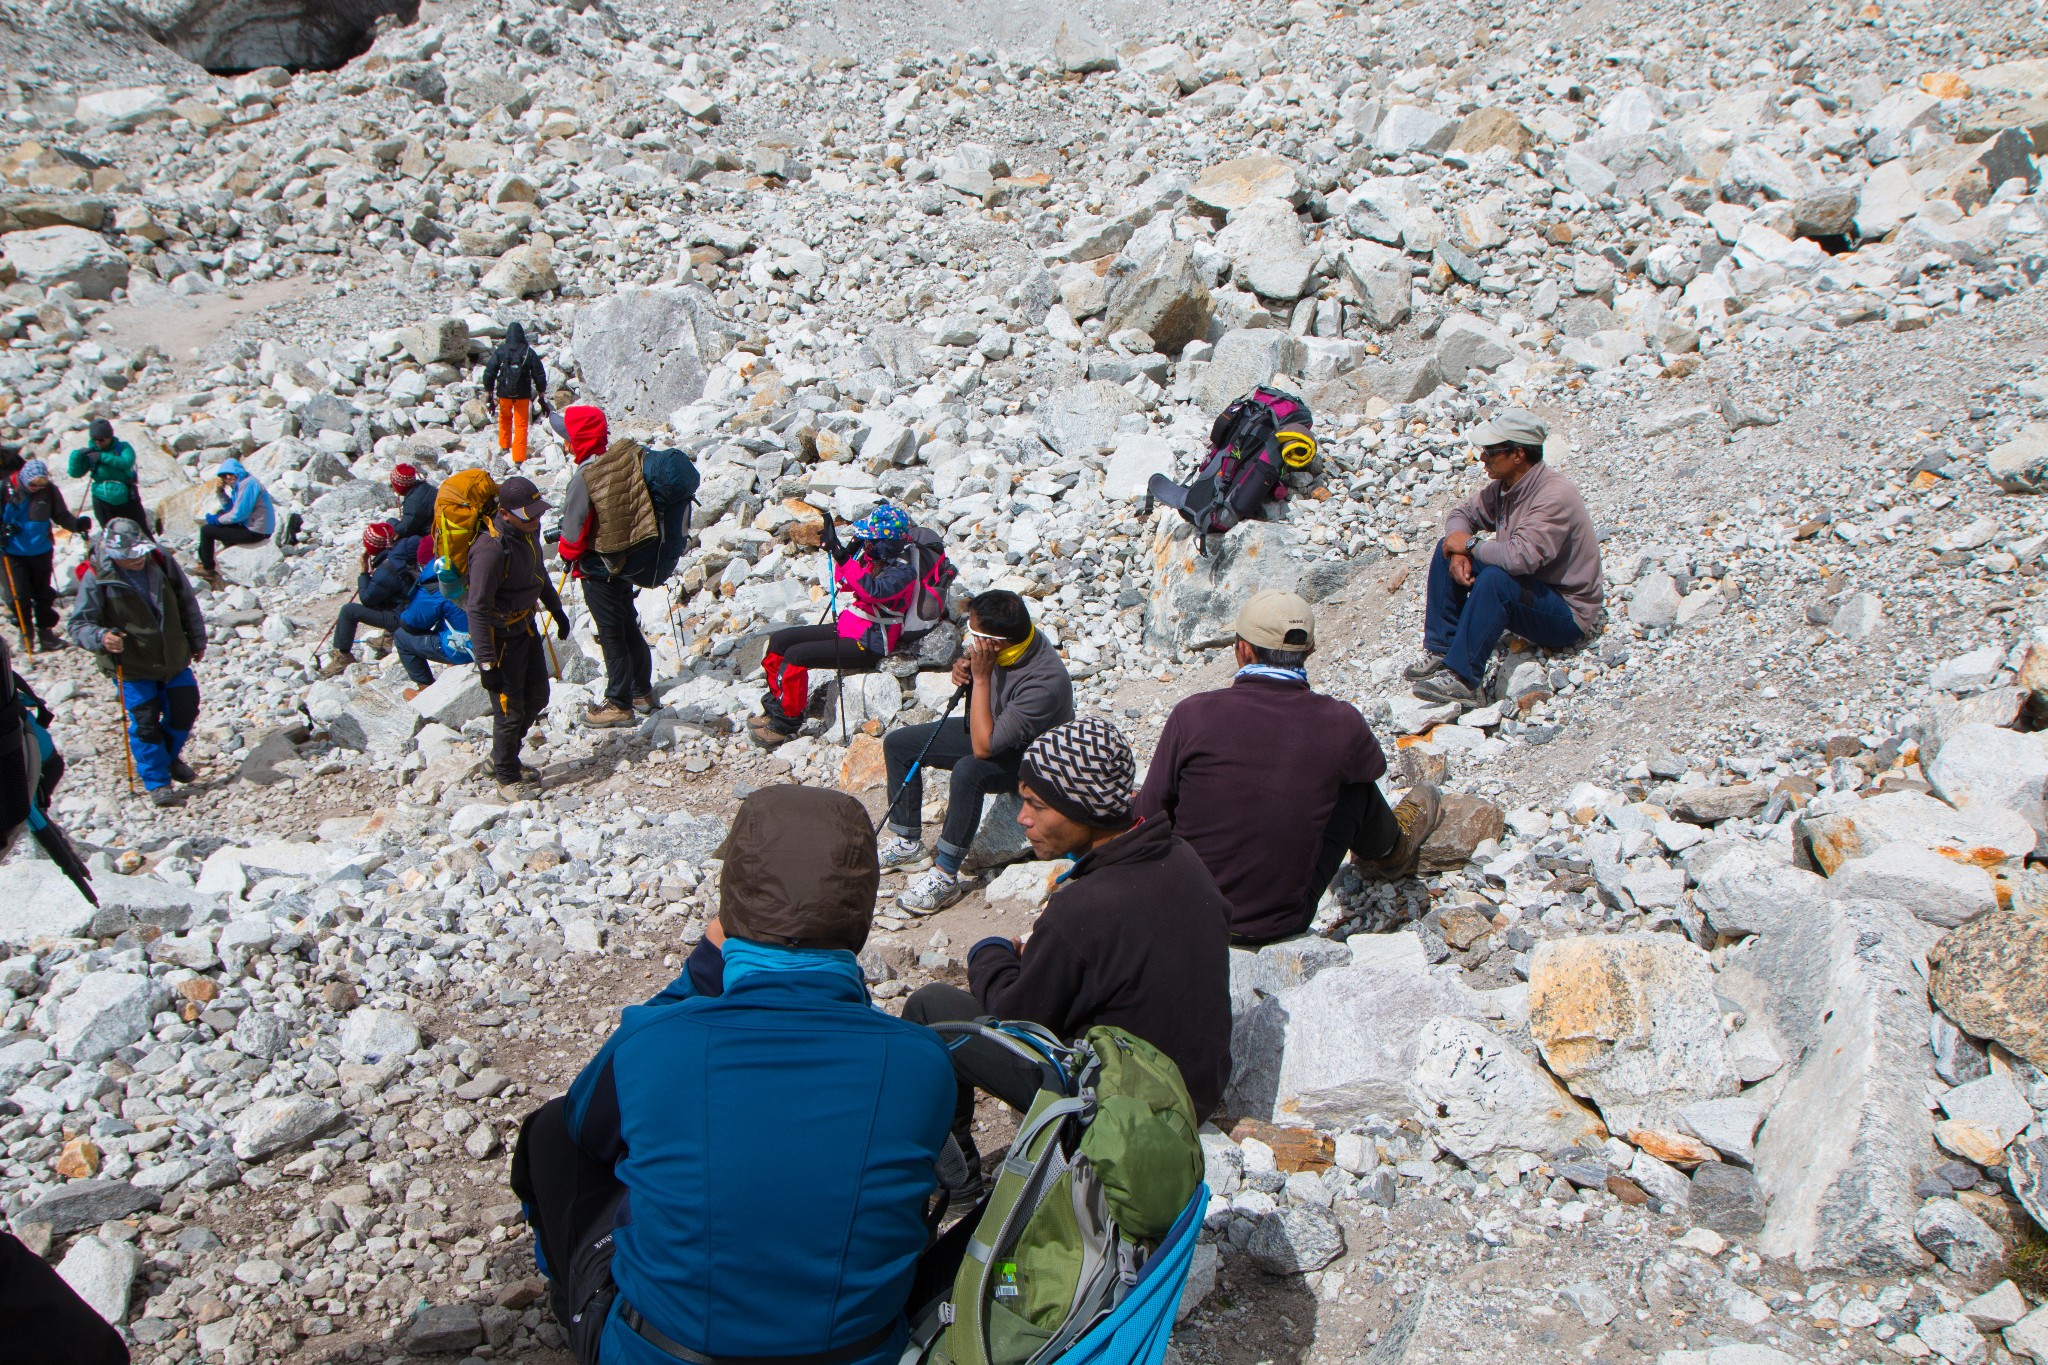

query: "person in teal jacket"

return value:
[196, 457, 274, 586]
[66, 419, 140, 527]
[509, 786, 961, 1365]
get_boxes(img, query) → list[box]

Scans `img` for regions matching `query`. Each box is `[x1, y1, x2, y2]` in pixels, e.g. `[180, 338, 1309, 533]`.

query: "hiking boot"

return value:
[897, 866, 973, 915]
[318, 650, 354, 678]
[747, 712, 799, 749]
[631, 693, 658, 716]
[1401, 651, 1445, 681]
[878, 832, 931, 871]
[1411, 669, 1483, 708]
[584, 701, 634, 728]
[35, 630, 65, 651]
[497, 771, 544, 799]
[198, 569, 226, 591]
[1362, 782, 1443, 880]
[147, 786, 185, 808]
[168, 759, 197, 784]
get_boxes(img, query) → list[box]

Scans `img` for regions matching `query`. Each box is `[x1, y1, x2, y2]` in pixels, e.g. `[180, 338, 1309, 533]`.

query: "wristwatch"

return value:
[1463, 534, 1487, 556]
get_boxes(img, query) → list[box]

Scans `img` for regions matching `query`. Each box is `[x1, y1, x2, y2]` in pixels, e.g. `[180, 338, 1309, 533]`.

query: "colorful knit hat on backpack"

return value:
[850, 504, 911, 541]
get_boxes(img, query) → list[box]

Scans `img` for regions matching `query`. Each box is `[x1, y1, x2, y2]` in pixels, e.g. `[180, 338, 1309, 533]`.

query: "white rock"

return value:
[409, 664, 493, 729]
[1963, 1282, 2028, 1332]
[232, 1096, 343, 1161]
[1827, 843, 1997, 928]
[56, 1235, 139, 1326]
[1926, 723, 2048, 846]
[0, 226, 129, 299]
[339, 1007, 421, 1064]
[52, 972, 161, 1065]
[1408, 1014, 1605, 1160]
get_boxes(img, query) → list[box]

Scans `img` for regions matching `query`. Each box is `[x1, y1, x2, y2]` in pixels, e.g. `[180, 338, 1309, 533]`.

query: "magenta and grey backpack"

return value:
[1147, 386, 1316, 542]
[869, 527, 957, 643]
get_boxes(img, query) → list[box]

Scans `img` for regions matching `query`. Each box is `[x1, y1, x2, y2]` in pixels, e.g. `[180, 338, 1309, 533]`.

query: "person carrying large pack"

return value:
[749, 502, 953, 749]
[431, 467, 500, 601]
[553, 404, 700, 728]
[1146, 386, 1316, 545]
[467, 476, 570, 797]
[509, 785, 961, 1365]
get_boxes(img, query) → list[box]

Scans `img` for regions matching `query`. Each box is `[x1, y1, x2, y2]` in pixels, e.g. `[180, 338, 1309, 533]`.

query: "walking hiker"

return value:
[1407, 408, 1603, 710]
[3, 458, 89, 651]
[748, 503, 939, 749]
[509, 785, 957, 1365]
[389, 462, 439, 542]
[68, 519, 207, 808]
[469, 476, 569, 796]
[67, 418, 141, 527]
[394, 543, 472, 698]
[319, 522, 423, 677]
[882, 589, 1074, 914]
[553, 405, 654, 727]
[1135, 591, 1445, 946]
[904, 718, 1234, 1163]
[481, 322, 548, 466]
[195, 456, 275, 588]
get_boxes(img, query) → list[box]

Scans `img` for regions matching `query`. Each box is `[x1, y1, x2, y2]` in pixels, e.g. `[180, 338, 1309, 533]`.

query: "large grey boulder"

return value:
[408, 664, 492, 729]
[233, 1096, 343, 1161]
[0, 860, 99, 944]
[0, 226, 129, 298]
[1719, 897, 1940, 1271]
[1798, 789, 2035, 877]
[1195, 329, 1301, 413]
[1926, 723, 2048, 845]
[340, 1007, 421, 1064]
[1035, 381, 1143, 460]
[1214, 200, 1318, 302]
[1409, 1015, 1606, 1160]
[1434, 314, 1518, 380]
[306, 681, 420, 756]
[1988, 424, 2048, 495]
[1828, 843, 1997, 928]
[571, 286, 740, 424]
[1102, 244, 1213, 355]
[56, 1235, 139, 1327]
[16, 1179, 160, 1235]
[1693, 846, 1827, 940]
[1143, 520, 1319, 659]
[52, 972, 162, 1064]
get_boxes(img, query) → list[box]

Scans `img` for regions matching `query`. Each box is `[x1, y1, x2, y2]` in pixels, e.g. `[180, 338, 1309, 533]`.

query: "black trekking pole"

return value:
[883, 682, 969, 828]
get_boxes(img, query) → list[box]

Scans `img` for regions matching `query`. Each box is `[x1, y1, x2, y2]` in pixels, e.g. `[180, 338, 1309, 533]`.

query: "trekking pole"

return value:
[113, 657, 136, 795]
[883, 682, 969, 828]
[1, 556, 31, 656]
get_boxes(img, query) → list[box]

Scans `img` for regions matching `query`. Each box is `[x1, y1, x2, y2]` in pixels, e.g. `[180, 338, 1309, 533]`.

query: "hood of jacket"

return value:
[562, 404, 608, 462]
[215, 457, 250, 482]
[718, 785, 879, 952]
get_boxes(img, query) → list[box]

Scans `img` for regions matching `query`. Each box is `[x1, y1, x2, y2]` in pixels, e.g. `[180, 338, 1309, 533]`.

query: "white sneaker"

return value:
[879, 833, 930, 870]
[897, 866, 972, 915]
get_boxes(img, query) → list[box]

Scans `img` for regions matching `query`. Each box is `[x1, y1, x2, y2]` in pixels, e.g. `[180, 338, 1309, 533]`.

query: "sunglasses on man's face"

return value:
[1480, 445, 1522, 461]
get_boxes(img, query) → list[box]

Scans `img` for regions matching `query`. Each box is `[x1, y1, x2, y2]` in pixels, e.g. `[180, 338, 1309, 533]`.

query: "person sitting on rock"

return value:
[66, 418, 140, 528]
[68, 518, 207, 808]
[1407, 408, 1603, 710]
[320, 522, 424, 677]
[1135, 591, 1443, 945]
[469, 476, 570, 796]
[749, 502, 923, 749]
[482, 322, 548, 467]
[905, 717, 1233, 1165]
[884, 588, 1074, 915]
[394, 541, 471, 700]
[390, 462, 439, 542]
[195, 456, 275, 589]
[510, 784, 958, 1365]
[2, 457, 90, 652]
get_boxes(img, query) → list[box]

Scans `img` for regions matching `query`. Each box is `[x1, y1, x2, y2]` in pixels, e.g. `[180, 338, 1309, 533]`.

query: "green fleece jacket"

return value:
[67, 441, 138, 506]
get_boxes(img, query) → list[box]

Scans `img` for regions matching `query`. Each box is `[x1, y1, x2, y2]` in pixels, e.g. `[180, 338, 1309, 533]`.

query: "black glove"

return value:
[479, 667, 503, 694]
[819, 514, 841, 554]
[552, 612, 570, 640]
[76, 516, 91, 534]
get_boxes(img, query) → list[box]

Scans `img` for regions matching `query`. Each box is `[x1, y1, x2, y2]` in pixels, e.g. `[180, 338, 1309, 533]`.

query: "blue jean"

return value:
[121, 667, 198, 790]
[395, 628, 461, 685]
[1424, 541, 1582, 685]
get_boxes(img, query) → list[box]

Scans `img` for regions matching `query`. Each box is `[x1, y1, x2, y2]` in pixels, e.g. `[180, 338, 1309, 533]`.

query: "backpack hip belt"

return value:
[615, 1297, 896, 1365]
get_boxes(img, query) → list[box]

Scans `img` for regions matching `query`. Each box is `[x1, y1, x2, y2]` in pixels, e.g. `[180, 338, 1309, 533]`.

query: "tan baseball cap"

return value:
[1234, 590, 1315, 651]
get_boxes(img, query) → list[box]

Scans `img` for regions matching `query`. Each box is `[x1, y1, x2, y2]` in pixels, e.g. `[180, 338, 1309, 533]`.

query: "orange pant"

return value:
[497, 397, 530, 464]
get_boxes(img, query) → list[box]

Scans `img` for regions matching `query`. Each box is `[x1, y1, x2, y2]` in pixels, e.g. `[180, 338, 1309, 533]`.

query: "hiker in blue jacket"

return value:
[195, 456, 274, 588]
[510, 785, 960, 1365]
[320, 524, 423, 677]
[2, 459, 89, 651]
[393, 564, 472, 698]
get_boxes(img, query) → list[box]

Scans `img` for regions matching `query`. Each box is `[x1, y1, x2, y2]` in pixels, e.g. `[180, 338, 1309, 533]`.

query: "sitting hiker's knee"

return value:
[1471, 563, 1518, 597]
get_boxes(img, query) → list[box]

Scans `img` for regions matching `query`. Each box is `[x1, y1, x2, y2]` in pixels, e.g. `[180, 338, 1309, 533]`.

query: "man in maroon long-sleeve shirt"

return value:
[1132, 591, 1443, 944]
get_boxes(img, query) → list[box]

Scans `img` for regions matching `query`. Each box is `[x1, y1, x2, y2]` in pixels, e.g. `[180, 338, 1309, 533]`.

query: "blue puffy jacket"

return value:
[2, 476, 85, 557]
[564, 939, 956, 1365]
[398, 578, 471, 663]
[206, 457, 274, 535]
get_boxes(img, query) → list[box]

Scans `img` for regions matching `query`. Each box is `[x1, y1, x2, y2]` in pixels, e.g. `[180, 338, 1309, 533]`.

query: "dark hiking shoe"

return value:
[584, 701, 634, 728]
[198, 568, 226, 591]
[1412, 669, 1483, 708]
[169, 759, 197, 784]
[747, 712, 799, 749]
[35, 630, 66, 651]
[148, 786, 185, 808]
[318, 650, 354, 678]
[1361, 782, 1443, 880]
[1401, 651, 1444, 681]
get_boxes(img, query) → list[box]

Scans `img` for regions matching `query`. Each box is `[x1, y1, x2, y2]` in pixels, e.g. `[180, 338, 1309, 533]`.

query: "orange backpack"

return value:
[432, 468, 498, 600]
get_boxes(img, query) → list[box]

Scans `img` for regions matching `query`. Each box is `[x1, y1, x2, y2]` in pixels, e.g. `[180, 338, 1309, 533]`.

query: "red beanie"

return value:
[418, 536, 437, 567]
[363, 521, 397, 554]
[390, 463, 420, 493]
[560, 405, 608, 462]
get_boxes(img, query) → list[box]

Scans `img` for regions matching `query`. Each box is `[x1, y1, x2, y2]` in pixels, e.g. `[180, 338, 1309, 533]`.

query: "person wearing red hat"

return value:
[319, 521, 425, 677]
[390, 462, 439, 542]
[552, 404, 656, 728]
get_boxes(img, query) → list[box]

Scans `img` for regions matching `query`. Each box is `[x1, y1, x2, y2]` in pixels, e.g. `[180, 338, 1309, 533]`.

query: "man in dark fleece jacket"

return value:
[885, 589, 1074, 915]
[469, 477, 570, 794]
[905, 717, 1232, 1160]
[1133, 591, 1443, 945]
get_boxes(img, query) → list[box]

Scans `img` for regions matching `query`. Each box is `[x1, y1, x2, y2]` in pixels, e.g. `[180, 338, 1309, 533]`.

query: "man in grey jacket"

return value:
[1409, 409, 1604, 709]
[882, 589, 1074, 913]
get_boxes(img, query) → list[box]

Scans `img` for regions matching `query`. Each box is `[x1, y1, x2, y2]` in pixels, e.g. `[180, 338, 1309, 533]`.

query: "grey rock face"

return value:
[52, 972, 162, 1065]
[1102, 244, 1213, 356]
[1688, 1162, 1766, 1238]
[18, 1179, 161, 1236]
[571, 286, 740, 424]
[1242, 1206, 1344, 1274]
[1914, 1197, 2007, 1278]
[232, 1096, 343, 1161]
[113, 0, 418, 71]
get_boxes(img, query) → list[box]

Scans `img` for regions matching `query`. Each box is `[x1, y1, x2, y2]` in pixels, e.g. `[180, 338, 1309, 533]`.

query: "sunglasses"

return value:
[1480, 444, 1521, 460]
[966, 628, 1006, 643]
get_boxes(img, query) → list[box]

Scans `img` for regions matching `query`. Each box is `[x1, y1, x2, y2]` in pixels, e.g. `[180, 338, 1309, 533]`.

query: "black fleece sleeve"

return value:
[967, 911, 1089, 1039]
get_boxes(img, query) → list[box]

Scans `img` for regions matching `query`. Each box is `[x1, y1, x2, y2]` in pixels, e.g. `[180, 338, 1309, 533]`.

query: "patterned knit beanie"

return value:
[389, 463, 421, 494]
[362, 521, 397, 554]
[1019, 717, 1137, 830]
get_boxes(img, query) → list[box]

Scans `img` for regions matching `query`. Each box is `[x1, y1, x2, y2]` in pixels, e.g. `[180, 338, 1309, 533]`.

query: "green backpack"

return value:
[921, 1022, 1203, 1365]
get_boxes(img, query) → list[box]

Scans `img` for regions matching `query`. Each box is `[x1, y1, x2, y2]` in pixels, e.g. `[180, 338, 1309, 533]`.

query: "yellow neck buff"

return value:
[996, 627, 1034, 669]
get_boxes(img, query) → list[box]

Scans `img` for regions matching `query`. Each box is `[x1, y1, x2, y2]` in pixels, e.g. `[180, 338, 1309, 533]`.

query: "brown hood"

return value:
[718, 786, 879, 952]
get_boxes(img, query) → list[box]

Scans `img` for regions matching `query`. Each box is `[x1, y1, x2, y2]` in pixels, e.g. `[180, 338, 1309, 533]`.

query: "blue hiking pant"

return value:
[1424, 540, 1582, 686]
[121, 668, 198, 791]
[395, 628, 460, 686]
